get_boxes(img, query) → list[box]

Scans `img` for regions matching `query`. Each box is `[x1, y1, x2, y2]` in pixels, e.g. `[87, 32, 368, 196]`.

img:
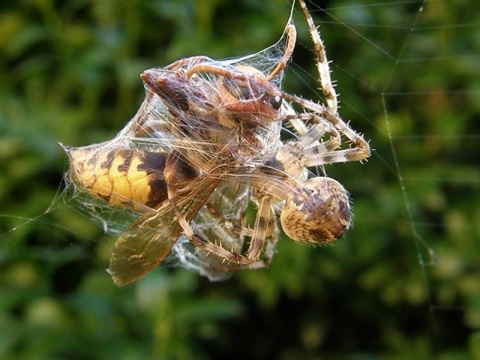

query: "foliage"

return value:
[1, 0, 479, 358]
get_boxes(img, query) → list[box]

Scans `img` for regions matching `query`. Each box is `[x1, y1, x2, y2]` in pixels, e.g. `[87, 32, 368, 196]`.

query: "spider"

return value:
[63, 0, 370, 285]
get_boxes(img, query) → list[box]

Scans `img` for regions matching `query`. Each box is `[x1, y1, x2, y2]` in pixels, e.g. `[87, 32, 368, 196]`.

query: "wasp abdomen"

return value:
[62, 144, 168, 210]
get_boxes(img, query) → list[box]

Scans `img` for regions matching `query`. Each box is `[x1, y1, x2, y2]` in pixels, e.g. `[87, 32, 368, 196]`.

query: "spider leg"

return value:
[245, 195, 273, 261]
[166, 185, 247, 264]
[283, 0, 370, 165]
[185, 64, 246, 81]
[282, 98, 371, 165]
[267, 23, 297, 79]
[185, 22, 296, 81]
[202, 193, 278, 271]
[204, 203, 255, 239]
[164, 55, 213, 71]
[297, 0, 338, 112]
[167, 180, 276, 267]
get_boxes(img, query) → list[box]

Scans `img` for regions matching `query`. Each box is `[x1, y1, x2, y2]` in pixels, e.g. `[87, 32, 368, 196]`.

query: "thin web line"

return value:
[379, 0, 442, 351]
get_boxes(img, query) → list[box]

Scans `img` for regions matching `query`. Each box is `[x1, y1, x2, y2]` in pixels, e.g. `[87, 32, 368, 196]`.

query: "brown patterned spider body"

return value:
[63, 0, 370, 285]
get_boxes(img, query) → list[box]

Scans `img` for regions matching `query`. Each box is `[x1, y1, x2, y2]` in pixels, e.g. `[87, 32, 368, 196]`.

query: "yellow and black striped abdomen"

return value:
[62, 144, 168, 210]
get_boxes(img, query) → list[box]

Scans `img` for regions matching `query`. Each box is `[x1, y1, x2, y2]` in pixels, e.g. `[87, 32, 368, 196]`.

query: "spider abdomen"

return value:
[280, 177, 351, 244]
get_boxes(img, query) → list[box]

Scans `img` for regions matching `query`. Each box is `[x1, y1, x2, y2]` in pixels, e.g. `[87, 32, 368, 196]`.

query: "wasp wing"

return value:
[108, 202, 180, 286]
[108, 176, 220, 286]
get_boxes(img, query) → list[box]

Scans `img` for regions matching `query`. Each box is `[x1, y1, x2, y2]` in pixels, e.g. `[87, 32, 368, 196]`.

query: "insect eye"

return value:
[270, 95, 282, 110]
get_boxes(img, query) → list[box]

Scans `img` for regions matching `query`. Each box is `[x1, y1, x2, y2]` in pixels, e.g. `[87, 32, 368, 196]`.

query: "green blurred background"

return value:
[1, 0, 479, 358]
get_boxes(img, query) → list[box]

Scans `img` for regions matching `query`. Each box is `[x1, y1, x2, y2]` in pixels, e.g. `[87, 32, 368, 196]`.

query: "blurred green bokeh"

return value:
[1, 0, 479, 359]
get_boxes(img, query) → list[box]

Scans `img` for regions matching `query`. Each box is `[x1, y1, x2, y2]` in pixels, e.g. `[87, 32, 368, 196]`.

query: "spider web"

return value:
[293, 0, 479, 355]
[0, 0, 478, 357]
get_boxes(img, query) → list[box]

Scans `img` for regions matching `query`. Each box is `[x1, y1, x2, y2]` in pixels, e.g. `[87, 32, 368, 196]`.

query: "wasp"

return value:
[62, 0, 370, 286]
